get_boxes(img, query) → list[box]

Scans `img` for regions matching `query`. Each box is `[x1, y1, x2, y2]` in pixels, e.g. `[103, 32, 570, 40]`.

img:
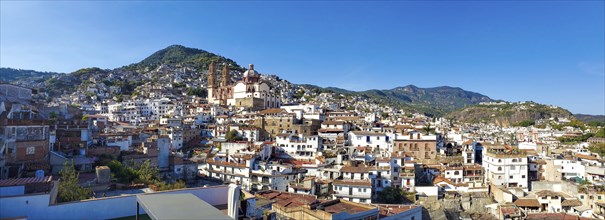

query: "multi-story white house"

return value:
[333, 166, 373, 204]
[250, 161, 302, 192]
[482, 145, 529, 190]
[443, 166, 464, 183]
[318, 121, 349, 151]
[205, 153, 256, 190]
[275, 134, 322, 160]
[348, 131, 391, 151]
[105, 98, 177, 123]
[553, 158, 586, 180]
[280, 103, 324, 121]
[372, 158, 392, 193]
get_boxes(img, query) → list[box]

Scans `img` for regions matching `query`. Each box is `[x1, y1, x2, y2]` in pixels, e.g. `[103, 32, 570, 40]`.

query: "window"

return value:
[26, 147, 35, 155]
[358, 188, 362, 192]
[522, 175, 526, 178]
[498, 167, 502, 171]
[360, 199, 366, 203]
[509, 176, 513, 179]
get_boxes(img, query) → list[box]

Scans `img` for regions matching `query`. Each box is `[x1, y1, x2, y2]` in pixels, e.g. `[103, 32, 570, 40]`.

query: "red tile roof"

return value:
[0, 176, 52, 187]
[255, 190, 317, 208]
[333, 179, 372, 187]
[514, 198, 540, 207]
[323, 200, 374, 214]
[376, 204, 420, 217]
[526, 213, 591, 220]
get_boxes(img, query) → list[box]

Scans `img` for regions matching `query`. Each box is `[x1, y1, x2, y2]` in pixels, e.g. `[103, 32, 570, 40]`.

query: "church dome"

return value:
[243, 64, 258, 78]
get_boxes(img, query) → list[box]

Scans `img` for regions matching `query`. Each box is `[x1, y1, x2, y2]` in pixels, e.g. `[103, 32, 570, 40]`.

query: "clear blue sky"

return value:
[1, 1, 604, 115]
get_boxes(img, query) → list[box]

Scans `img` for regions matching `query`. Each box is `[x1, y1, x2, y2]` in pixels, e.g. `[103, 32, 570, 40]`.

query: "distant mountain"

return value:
[574, 114, 605, 123]
[123, 45, 244, 72]
[2, 44, 579, 123]
[445, 101, 573, 126]
[0, 68, 62, 83]
[298, 84, 493, 115]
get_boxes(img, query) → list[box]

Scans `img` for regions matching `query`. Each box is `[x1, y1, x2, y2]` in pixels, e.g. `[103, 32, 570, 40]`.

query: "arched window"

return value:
[498, 167, 503, 171]
[454, 171, 460, 175]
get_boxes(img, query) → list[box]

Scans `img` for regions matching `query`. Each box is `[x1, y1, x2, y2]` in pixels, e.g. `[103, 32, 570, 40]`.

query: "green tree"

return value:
[381, 112, 389, 119]
[514, 120, 535, 127]
[589, 143, 605, 157]
[595, 127, 605, 138]
[49, 111, 57, 124]
[84, 91, 95, 98]
[107, 160, 137, 184]
[58, 161, 92, 202]
[225, 129, 241, 142]
[376, 187, 406, 204]
[135, 160, 159, 184]
[422, 124, 434, 135]
[558, 133, 593, 144]
[172, 82, 186, 88]
[187, 88, 207, 97]
[114, 94, 124, 102]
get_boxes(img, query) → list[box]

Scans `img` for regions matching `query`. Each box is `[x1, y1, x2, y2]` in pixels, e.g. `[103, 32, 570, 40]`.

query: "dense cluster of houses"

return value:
[1, 63, 604, 220]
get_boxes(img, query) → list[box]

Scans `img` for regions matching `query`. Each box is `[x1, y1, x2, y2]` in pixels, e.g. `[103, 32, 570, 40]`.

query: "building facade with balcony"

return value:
[482, 145, 529, 190]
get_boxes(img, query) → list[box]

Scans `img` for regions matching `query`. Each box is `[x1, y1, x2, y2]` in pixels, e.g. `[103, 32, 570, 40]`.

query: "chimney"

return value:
[227, 184, 240, 219]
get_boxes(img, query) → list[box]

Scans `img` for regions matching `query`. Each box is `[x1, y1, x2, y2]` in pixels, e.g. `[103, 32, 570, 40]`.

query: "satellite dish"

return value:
[35, 170, 44, 178]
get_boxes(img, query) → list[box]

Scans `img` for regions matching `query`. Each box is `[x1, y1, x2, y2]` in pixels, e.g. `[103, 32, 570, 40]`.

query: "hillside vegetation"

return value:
[123, 45, 244, 72]
[2, 44, 595, 123]
[0, 68, 62, 83]
[445, 101, 573, 126]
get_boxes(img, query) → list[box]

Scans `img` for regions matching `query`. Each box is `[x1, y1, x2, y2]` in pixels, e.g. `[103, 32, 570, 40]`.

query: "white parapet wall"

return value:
[0, 185, 229, 220]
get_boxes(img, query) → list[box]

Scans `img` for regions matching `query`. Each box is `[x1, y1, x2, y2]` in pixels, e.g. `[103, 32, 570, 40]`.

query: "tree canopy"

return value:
[376, 187, 412, 204]
[58, 161, 92, 203]
[589, 143, 605, 157]
[107, 160, 159, 184]
[595, 127, 605, 138]
[225, 129, 242, 142]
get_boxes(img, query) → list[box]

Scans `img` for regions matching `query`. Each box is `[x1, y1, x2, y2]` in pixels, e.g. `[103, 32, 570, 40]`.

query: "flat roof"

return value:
[136, 193, 232, 220]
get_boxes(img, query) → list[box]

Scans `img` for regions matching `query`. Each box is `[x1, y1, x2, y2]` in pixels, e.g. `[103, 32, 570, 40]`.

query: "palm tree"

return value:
[422, 123, 433, 135]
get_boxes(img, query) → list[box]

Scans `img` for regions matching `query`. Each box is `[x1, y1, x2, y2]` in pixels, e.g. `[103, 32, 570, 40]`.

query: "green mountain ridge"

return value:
[298, 84, 493, 116]
[0, 67, 63, 83]
[2, 44, 595, 123]
[445, 101, 574, 126]
[574, 114, 605, 123]
[122, 45, 244, 72]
